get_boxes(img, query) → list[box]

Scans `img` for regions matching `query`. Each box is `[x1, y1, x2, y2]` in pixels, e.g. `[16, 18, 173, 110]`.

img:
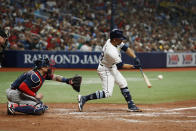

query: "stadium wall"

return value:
[3, 50, 196, 68]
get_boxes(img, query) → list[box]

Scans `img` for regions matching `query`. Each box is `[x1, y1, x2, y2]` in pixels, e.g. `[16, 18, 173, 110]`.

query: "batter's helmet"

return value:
[34, 58, 51, 69]
[110, 29, 126, 40]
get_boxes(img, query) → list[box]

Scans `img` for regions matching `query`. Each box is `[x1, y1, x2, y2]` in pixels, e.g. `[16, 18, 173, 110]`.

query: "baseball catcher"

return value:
[6, 58, 82, 115]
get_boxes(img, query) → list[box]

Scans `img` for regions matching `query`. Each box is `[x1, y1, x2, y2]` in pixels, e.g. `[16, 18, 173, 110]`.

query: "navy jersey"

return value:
[11, 70, 53, 94]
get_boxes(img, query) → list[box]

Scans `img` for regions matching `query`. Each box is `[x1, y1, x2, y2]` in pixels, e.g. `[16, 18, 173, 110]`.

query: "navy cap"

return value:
[0, 29, 7, 38]
[110, 29, 126, 40]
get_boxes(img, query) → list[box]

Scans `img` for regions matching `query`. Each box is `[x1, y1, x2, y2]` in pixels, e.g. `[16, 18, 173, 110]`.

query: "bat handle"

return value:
[139, 67, 144, 75]
[139, 67, 142, 72]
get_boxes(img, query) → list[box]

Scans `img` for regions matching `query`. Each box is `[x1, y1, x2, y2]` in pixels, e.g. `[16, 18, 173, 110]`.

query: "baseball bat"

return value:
[139, 67, 152, 88]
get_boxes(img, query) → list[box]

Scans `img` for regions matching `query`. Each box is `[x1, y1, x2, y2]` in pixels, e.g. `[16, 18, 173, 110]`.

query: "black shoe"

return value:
[78, 95, 86, 112]
[128, 104, 142, 112]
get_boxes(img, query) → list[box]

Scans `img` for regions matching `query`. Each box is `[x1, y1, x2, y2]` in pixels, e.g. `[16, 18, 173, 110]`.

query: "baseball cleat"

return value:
[7, 101, 15, 115]
[128, 104, 142, 112]
[78, 95, 86, 112]
[44, 105, 49, 111]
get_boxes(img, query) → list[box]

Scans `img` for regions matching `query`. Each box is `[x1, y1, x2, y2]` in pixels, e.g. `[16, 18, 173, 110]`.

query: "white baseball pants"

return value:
[97, 64, 127, 98]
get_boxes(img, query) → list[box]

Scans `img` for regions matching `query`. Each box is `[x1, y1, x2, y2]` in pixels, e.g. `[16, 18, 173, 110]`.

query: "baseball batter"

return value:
[6, 58, 81, 115]
[78, 29, 142, 112]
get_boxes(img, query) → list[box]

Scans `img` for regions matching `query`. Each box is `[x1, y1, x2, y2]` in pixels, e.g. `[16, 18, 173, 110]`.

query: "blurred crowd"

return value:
[0, 0, 196, 52]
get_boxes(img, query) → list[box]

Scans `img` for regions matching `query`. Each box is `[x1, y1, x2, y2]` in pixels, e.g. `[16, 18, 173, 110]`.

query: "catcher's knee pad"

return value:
[95, 90, 105, 99]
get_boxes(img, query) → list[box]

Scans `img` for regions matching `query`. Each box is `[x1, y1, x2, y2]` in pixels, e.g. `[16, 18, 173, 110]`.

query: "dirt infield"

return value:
[0, 100, 196, 131]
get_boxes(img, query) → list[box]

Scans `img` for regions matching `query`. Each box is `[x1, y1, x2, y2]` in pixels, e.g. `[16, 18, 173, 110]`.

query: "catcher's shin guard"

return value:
[13, 104, 45, 115]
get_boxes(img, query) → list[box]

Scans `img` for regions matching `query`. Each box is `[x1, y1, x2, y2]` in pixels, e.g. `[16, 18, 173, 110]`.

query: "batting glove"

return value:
[134, 57, 141, 68]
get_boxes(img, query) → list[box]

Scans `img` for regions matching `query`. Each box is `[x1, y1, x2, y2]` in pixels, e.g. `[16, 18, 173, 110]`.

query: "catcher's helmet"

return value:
[110, 29, 126, 40]
[34, 58, 51, 69]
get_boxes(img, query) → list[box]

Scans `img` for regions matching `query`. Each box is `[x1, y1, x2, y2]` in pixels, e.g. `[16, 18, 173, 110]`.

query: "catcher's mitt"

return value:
[70, 75, 82, 92]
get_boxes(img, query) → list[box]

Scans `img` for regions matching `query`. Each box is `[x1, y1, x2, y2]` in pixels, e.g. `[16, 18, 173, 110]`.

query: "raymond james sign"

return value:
[4, 50, 101, 68]
[4, 50, 168, 68]
[24, 54, 100, 65]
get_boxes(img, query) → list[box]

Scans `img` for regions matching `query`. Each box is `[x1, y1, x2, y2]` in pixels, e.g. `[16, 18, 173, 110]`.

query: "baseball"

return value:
[158, 74, 163, 80]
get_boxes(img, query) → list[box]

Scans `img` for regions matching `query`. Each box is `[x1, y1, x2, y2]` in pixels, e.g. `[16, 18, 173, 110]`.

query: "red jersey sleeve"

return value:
[18, 82, 36, 97]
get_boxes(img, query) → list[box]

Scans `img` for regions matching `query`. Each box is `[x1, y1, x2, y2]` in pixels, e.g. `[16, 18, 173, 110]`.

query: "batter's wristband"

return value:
[121, 44, 128, 52]
[116, 62, 123, 69]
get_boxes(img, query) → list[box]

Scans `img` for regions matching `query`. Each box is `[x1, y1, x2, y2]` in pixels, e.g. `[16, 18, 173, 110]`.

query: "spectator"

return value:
[80, 41, 92, 52]
[0, 0, 195, 52]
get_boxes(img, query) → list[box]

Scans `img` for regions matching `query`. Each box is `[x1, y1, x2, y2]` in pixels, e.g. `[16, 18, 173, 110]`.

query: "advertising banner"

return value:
[4, 50, 101, 68]
[167, 53, 196, 67]
[4, 50, 167, 68]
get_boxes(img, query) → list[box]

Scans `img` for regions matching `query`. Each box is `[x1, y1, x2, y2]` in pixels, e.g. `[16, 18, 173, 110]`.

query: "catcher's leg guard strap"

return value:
[120, 87, 133, 104]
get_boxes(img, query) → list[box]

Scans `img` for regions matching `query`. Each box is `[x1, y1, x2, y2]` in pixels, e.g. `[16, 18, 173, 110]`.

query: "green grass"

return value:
[0, 70, 196, 104]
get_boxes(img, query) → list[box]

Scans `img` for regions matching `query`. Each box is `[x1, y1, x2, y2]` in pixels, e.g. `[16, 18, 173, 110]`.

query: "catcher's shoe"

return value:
[78, 95, 86, 112]
[44, 105, 49, 110]
[7, 101, 15, 115]
[128, 104, 142, 112]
